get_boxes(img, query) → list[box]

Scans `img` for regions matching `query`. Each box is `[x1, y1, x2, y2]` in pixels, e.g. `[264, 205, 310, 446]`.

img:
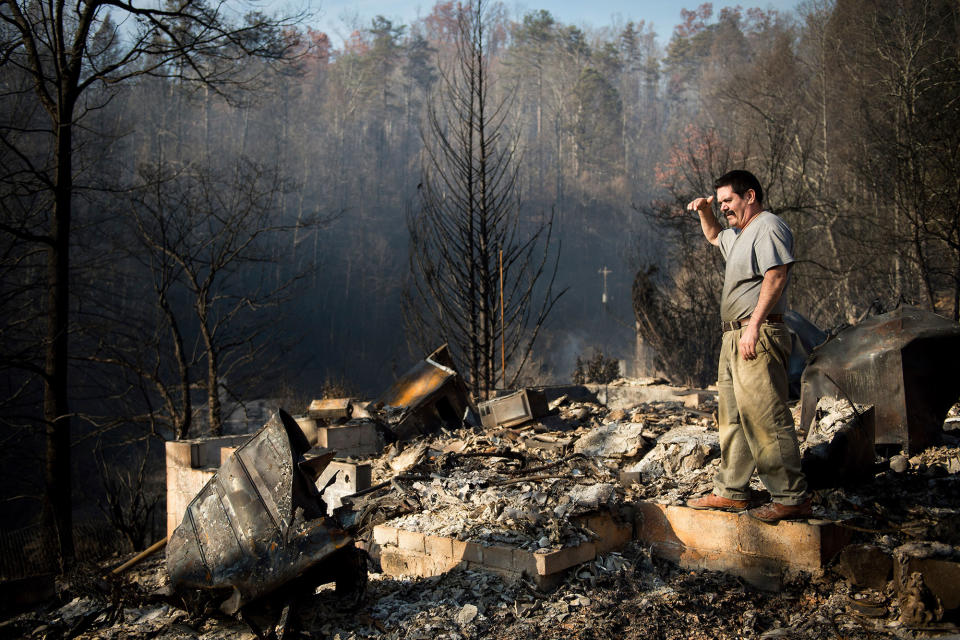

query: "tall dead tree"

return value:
[0, 0, 303, 568]
[405, 0, 563, 400]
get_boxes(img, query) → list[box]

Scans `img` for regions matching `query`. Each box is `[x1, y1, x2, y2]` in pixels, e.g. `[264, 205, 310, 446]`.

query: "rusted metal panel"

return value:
[375, 345, 458, 409]
[308, 398, 354, 421]
[166, 409, 353, 614]
[478, 388, 549, 429]
[800, 306, 960, 453]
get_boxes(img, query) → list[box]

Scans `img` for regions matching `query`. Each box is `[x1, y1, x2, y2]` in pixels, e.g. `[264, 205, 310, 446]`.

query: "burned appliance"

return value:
[369, 344, 472, 440]
[166, 409, 362, 614]
[478, 388, 549, 429]
[799, 305, 960, 453]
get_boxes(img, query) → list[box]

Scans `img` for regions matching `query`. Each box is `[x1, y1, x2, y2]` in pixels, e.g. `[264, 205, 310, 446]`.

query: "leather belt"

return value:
[721, 313, 784, 332]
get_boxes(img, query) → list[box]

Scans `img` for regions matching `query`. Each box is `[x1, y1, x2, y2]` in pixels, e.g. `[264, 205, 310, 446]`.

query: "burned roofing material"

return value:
[165, 409, 360, 615]
[799, 305, 960, 454]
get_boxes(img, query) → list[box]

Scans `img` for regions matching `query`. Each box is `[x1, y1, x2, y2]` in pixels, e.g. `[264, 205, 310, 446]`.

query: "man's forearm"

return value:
[750, 265, 789, 326]
[737, 264, 789, 360]
[698, 210, 722, 246]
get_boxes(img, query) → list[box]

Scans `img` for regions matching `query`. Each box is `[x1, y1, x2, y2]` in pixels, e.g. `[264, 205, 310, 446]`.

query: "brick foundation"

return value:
[634, 502, 850, 590]
[372, 512, 633, 590]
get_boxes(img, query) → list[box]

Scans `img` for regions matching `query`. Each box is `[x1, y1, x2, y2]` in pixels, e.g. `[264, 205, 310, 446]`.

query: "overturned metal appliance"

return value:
[308, 397, 354, 422]
[368, 344, 472, 440]
[166, 409, 361, 614]
[478, 388, 549, 429]
[799, 305, 960, 454]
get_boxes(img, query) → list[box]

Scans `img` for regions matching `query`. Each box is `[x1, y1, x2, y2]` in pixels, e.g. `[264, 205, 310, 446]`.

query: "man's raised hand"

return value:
[686, 194, 715, 214]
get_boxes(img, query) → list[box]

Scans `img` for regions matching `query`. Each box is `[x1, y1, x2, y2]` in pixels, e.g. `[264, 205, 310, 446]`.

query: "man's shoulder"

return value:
[752, 211, 793, 236]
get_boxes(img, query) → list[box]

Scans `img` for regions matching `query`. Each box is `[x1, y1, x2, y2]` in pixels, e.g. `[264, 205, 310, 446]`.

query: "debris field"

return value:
[3, 384, 960, 640]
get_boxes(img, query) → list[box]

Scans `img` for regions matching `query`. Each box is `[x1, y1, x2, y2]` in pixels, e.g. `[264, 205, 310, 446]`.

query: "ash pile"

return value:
[11, 390, 960, 640]
[6, 305, 960, 639]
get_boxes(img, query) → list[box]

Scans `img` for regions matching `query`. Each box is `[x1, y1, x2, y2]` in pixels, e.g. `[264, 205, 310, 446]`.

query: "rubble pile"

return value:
[387, 472, 620, 551]
[4, 372, 960, 639]
[351, 398, 718, 552]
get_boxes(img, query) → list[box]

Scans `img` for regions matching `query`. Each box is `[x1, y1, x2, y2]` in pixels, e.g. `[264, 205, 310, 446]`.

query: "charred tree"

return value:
[0, 0, 304, 568]
[631, 264, 721, 388]
[404, 0, 563, 400]
[121, 159, 330, 437]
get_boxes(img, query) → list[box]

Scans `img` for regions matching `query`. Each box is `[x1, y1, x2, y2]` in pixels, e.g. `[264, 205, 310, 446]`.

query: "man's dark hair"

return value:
[713, 170, 763, 205]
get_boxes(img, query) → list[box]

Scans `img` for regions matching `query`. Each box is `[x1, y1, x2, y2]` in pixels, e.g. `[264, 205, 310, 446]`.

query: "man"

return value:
[685, 170, 811, 522]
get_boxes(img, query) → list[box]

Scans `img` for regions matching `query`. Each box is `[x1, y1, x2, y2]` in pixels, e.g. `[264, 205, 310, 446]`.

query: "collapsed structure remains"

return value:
[3, 306, 960, 639]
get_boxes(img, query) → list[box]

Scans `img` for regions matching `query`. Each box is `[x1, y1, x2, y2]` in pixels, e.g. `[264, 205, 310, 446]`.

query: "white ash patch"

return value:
[572, 422, 646, 458]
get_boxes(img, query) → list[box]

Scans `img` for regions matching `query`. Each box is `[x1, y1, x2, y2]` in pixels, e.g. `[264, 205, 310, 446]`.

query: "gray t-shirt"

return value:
[717, 211, 795, 322]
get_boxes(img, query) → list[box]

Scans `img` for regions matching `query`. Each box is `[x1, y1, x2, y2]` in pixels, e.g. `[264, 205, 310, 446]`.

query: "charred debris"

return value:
[5, 308, 960, 639]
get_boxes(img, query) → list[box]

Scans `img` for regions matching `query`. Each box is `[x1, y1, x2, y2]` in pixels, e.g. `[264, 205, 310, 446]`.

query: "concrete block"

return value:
[574, 512, 633, 554]
[359, 424, 379, 447]
[165, 469, 215, 538]
[426, 535, 453, 559]
[636, 502, 740, 554]
[895, 551, 960, 611]
[380, 547, 436, 577]
[165, 441, 193, 468]
[738, 516, 836, 571]
[380, 545, 463, 578]
[320, 425, 360, 451]
[456, 540, 484, 564]
[373, 525, 398, 547]
[834, 544, 893, 589]
[483, 544, 515, 570]
[635, 501, 850, 589]
[682, 392, 714, 409]
[316, 423, 380, 457]
[193, 436, 249, 468]
[314, 460, 372, 513]
[513, 548, 538, 577]
[533, 571, 567, 591]
[316, 461, 372, 494]
[397, 529, 425, 553]
[376, 527, 604, 591]
[308, 397, 354, 421]
[534, 542, 597, 575]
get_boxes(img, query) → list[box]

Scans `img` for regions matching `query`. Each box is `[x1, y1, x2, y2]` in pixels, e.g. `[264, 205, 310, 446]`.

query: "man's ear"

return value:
[745, 189, 755, 204]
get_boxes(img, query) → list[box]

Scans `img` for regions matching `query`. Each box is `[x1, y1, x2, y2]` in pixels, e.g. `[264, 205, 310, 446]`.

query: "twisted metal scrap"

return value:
[166, 410, 353, 614]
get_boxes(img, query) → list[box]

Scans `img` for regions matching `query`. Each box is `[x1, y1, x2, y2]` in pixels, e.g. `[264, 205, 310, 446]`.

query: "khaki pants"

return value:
[713, 323, 808, 505]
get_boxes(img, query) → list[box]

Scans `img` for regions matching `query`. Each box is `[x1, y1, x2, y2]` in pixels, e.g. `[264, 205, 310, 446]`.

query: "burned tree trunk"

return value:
[405, 0, 563, 399]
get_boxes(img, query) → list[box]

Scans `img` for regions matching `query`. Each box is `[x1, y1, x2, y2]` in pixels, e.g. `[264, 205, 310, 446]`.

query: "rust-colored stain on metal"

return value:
[379, 363, 452, 408]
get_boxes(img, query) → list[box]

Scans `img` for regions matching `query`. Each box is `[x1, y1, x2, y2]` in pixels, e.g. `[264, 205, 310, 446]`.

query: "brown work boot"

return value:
[748, 498, 813, 523]
[686, 493, 749, 512]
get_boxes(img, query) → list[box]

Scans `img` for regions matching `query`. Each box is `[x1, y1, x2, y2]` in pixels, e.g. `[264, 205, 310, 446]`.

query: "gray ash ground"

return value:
[3, 396, 960, 639]
[2, 543, 951, 640]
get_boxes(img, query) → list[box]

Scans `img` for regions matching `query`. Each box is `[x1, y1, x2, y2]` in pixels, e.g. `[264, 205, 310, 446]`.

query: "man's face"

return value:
[715, 185, 755, 230]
